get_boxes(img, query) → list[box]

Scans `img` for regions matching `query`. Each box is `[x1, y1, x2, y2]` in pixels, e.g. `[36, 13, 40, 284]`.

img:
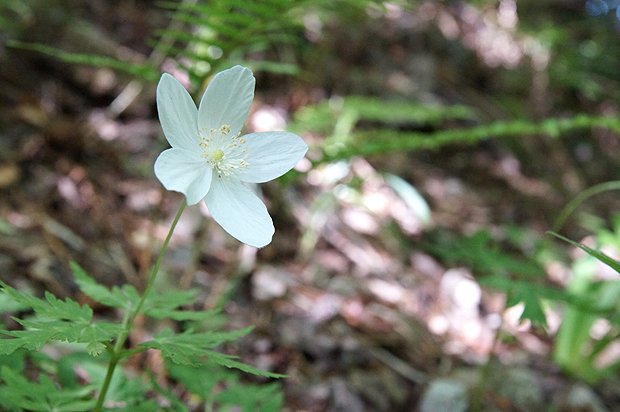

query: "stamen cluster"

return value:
[198, 125, 250, 178]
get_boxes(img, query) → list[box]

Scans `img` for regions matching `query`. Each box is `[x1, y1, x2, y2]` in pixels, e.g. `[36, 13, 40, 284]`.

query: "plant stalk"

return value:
[94, 200, 187, 411]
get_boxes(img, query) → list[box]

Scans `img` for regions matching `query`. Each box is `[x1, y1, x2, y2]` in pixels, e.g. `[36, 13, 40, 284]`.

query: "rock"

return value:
[251, 266, 294, 301]
[563, 383, 609, 412]
[494, 367, 545, 412]
[328, 378, 365, 412]
[419, 379, 468, 412]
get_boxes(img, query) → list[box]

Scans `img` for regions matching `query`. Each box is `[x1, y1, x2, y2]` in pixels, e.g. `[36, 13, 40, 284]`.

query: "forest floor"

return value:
[2, 1, 620, 411]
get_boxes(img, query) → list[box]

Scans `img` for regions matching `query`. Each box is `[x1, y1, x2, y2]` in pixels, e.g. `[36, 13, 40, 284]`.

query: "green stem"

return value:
[551, 180, 620, 233]
[94, 200, 187, 412]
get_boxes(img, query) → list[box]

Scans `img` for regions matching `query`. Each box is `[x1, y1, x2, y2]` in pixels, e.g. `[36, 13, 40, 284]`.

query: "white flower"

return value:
[154, 66, 308, 248]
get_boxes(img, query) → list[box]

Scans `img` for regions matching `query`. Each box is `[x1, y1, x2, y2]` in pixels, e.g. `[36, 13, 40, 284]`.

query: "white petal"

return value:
[154, 148, 212, 205]
[157, 73, 199, 152]
[204, 178, 274, 248]
[240, 132, 309, 183]
[198, 66, 255, 136]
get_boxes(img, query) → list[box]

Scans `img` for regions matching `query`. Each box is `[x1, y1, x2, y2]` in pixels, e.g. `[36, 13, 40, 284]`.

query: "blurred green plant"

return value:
[424, 213, 620, 385]
[425, 228, 556, 327]
[7, 0, 384, 89]
[549, 230, 620, 383]
[289, 95, 620, 163]
[167, 359, 283, 412]
[0, 0, 33, 37]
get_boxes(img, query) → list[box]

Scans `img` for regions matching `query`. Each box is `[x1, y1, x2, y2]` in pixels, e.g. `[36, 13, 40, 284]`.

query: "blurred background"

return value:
[1, 0, 620, 410]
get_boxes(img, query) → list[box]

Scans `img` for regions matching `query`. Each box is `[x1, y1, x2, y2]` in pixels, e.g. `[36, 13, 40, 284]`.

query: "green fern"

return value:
[290, 96, 620, 162]
[7, 40, 161, 83]
[167, 359, 284, 412]
[152, 0, 309, 86]
[9, 0, 382, 93]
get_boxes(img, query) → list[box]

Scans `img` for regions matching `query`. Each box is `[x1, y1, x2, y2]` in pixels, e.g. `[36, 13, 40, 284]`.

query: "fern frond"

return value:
[151, 0, 311, 86]
[8, 41, 160, 83]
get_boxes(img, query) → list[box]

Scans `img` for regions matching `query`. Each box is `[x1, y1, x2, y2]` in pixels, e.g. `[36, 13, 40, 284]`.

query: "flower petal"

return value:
[240, 131, 309, 183]
[154, 148, 212, 205]
[204, 178, 274, 248]
[157, 73, 199, 152]
[198, 66, 255, 136]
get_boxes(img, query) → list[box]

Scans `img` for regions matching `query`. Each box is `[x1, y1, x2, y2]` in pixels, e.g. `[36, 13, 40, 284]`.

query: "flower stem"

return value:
[94, 200, 187, 412]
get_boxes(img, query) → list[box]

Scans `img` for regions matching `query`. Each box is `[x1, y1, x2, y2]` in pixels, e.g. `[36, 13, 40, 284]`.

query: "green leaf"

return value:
[139, 327, 253, 367]
[206, 351, 287, 379]
[0, 281, 92, 323]
[482, 277, 557, 328]
[214, 379, 283, 412]
[427, 230, 546, 278]
[167, 360, 233, 396]
[78, 321, 122, 344]
[7, 320, 84, 347]
[142, 289, 197, 312]
[0, 279, 121, 355]
[7, 41, 160, 83]
[140, 327, 285, 377]
[508, 285, 548, 327]
[72, 262, 220, 321]
[71, 262, 141, 310]
[0, 319, 120, 356]
[167, 360, 284, 411]
[144, 308, 220, 321]
[0, 328, 54, 353]
[310, 115, 620, 163]
[0, 366, 96, 412]
[0, 290, 29, 314]
[85, 342, 106, 357]
[548, 231, 620, 274]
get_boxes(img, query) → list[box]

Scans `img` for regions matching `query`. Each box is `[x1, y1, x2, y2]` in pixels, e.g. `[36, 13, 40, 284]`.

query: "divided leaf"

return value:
[71, 262, 216, 321]
[71, 262, 141, 310]
[0, 366, 96, 412]
[167, 360, 284, 412]
[481, 277, 563, 328]
[206, 351, 287, 379]
[139, 328, 285, 378]
[7, 41, 160, 83]
[0, 281, 121, 356]
[0, 281, 92, 323]
[139, 327, 253, 366]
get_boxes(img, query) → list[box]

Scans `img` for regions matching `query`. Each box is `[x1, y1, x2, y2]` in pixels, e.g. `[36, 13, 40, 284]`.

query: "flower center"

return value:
[198, 125, 250, 178]
[211, 149, 225, 162]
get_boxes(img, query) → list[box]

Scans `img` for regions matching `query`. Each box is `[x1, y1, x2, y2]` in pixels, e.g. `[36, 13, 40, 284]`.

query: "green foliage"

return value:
[0, 366, 96, 412]
[482, 277, 565, 328]
[428, 230, 546, 279]
[289, 95, 476, 141]
[0, 281, 121, 356]
[79, 361, 164, 412]
[71, 262, 217, 321]
[154, 0, 303, 84]
[293, 95, 620, 162]
[0, 262, 285, 410]
[155, 0, 384, 86]
[6, 41, 161, 83]
[139, 327, 285, 378]
[552, 181, 620, 233]
[72, 262, 283, 375]
[167, 360, 284, 412]
[8, 0, 385, 94]
[0, 0, 33, 37]
[552, 232, 620, 277]
[549, 231, 620, 383]
[426, 229, 553, 327]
